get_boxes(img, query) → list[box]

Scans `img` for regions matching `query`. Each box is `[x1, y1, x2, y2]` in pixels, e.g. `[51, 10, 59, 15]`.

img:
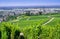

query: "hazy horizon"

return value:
[0, 0, 60, 7]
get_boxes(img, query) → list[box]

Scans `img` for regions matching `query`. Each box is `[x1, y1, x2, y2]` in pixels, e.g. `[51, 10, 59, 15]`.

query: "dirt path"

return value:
[27, 17, 30, 20]
[42, 17, 55, 25]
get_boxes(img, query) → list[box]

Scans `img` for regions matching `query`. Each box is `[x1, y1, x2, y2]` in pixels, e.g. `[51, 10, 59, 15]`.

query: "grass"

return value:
[0, 14, 60, 39]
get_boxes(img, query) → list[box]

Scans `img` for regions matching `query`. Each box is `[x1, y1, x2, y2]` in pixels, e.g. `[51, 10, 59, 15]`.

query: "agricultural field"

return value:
[0, 14, 60, 39]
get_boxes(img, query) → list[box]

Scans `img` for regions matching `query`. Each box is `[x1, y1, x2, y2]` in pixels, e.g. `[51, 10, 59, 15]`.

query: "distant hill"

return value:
[0, 6, 60, 10]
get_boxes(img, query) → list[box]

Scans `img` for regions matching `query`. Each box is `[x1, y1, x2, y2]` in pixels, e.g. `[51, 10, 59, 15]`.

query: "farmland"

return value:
[0, 14, 60, 39]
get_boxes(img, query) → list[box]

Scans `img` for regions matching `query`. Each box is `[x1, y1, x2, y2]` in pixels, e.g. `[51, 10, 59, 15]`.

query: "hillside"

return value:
[0, 14, 60, 39]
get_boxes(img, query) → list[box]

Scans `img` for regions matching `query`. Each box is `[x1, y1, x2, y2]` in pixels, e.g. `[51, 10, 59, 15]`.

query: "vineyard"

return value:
[0, 14, 60, 39]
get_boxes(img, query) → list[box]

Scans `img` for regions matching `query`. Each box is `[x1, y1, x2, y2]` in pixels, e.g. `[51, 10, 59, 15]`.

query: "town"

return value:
[0, 8, 60, 22]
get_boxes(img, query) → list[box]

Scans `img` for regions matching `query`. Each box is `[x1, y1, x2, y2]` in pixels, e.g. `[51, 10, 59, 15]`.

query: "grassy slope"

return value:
[40, 14, 60, 39]
[0, 14, 60, 39]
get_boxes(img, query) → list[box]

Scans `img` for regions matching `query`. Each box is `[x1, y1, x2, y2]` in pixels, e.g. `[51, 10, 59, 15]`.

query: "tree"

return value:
[39, 12, 42, 15]
[25, 11, 31, 16]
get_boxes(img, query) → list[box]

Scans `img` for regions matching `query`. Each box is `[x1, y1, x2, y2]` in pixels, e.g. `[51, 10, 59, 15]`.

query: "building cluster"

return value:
[0, 8, 60, 22]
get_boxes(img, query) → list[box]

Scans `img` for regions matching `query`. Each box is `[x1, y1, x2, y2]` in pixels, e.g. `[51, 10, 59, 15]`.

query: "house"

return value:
[0, 18, 3, 23]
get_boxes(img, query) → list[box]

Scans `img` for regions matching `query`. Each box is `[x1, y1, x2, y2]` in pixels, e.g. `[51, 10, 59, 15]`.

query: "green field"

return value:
[0, 14, 60, 39]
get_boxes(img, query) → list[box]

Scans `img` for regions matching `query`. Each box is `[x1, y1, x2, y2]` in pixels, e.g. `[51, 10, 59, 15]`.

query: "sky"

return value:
[0, 0, 60, 6]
